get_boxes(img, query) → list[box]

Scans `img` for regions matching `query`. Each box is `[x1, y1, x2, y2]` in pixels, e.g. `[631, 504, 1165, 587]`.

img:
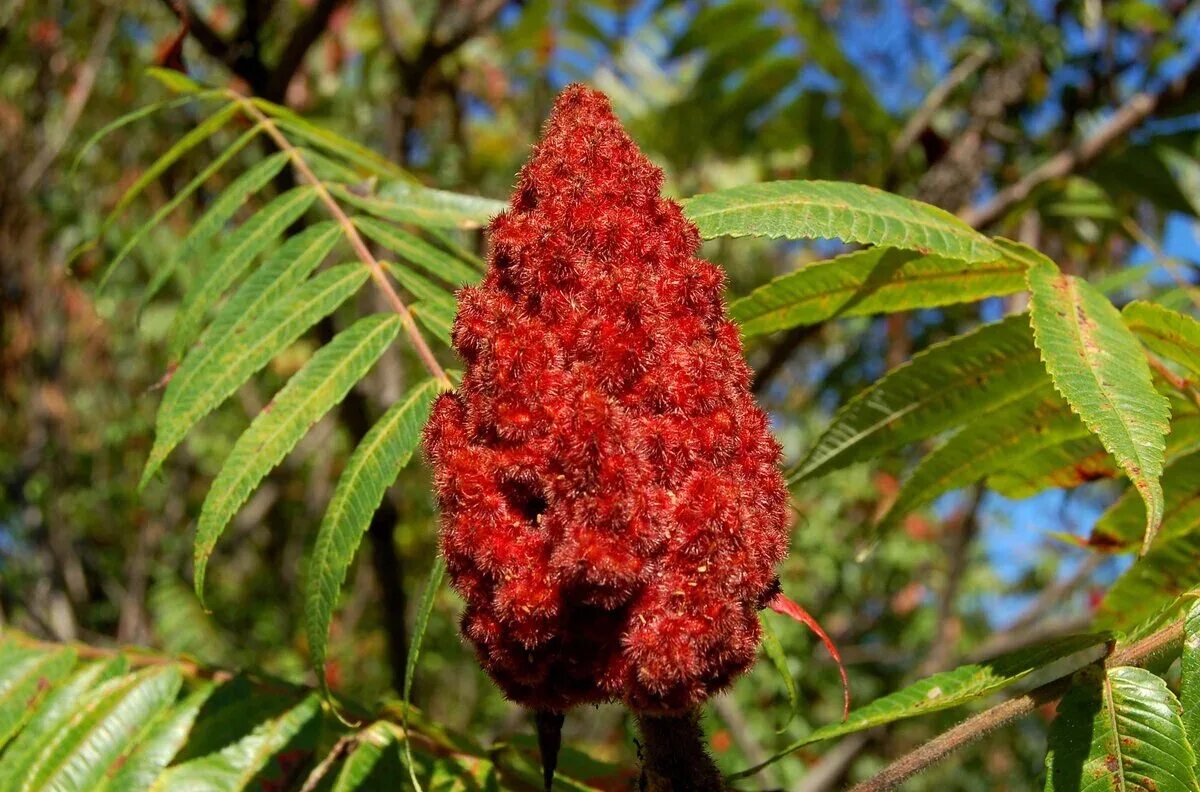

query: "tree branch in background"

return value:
[889, 44, 993, 164]
[847, 617, 1188, 792]
[156, 0, 346, 101]
[958, 63, 1200, 229]
[267, 0, 349, 100]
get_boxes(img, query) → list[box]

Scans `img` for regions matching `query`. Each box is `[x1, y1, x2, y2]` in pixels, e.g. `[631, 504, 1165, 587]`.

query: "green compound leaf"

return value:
[682, 180, 1001, 262]
[99, 683, 215, 792]
[989, 412, 1200, 500]
[193, 314, 402, 603]
[1027, 254, 1171, 554]
[1124, 300, 1200, 380]
[140, 150, 291, 310]
[792, 314, 1047, 483]
[141, 261, 367, 489]
[168, 186, 318, 360]
[307, 378, 442, 702]
[1045, 665, 1198, 792]
[98, 103, 241, 264]
[731, 632, 1108, 781]
[730, 246, 1025, 337]
[876, 386, 1091, 533]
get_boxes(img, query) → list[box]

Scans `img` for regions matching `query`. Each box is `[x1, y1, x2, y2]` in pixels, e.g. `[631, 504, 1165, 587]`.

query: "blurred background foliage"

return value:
[1, 0, 1199, 788]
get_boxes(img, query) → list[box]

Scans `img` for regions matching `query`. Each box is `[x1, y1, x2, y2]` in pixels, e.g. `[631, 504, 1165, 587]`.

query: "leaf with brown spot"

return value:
[1045, 665, 1197, 792]
[1027, 253, 1171, 553]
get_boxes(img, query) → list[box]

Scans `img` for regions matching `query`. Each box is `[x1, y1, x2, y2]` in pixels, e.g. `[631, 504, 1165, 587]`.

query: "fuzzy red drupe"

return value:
[423, 84, 791, 714]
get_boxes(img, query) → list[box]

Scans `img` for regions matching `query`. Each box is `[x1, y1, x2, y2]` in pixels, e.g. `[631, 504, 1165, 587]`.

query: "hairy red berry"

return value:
[423, 84, 790, 714]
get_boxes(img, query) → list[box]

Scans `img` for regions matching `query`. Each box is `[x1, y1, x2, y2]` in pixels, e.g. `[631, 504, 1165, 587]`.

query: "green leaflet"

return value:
[792, 314, 1047, 482]
[731, 632, 1108, 781]
[1089, 452, 1200, 552]
[140, 150, 291, 310]
[0, 644, 76, 749]
[330, 183, 505, 229]
[681, 180, 1000, 262]
[141, 261, 368, 489]
[1124, 300, 1200, 379]
[73, 92, 222, 173]
[876, 386, 1091, 533]
[989, 411, 1200, 500]
[152, 694, 321, 791]
[404, 555, 448, 792]
[1099, 529, 1200, 630]
[411, 301, 456, 346]
[19, 666, 182, 792]
[100, 124, 262, 289]
[145, 66, 208, 95]
[307, 379, 442, 702]
[1184, 600, 1200, 763]
[193, 314, 402, 602]
[383, 261, 457, 311]
[1027, 254, 1171, 554]
[168, 186, 318, 360]
[758, 614, 799, 731]
[1044, 666, 1198, 792]
[160, 222, 342, 417]
[332, 722, 403, 791]
[98, 683, 215, 792]
[355, 217, 481, 286]
[0, 657, 128, 784]
[730, 247, 1026, 336]
[99, 103, 241, 255]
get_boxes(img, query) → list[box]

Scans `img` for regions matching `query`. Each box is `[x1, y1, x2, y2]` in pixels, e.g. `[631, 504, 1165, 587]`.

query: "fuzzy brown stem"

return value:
[637, 709, 724, 792]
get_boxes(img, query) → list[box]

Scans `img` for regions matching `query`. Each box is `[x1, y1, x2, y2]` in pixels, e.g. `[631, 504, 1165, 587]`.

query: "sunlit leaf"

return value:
[793, 314, 1046, 482]
[355, 217, 481, 286]
[1027, 254, 1171, 553]
[1044, 665, 1198, 792]
[20, 666, 182, 792]
[730, 246, 1026, 336]
[682, 181, 1000, 261]
[1124, 300, 1200, 380]
[877, 386, 1090, 532]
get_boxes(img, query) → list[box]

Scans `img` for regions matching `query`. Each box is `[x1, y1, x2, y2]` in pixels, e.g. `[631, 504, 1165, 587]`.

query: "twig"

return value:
[958, 65, 1200, 229]
[846, 617, 1186, 792]
[231, 92, 451, 388]
[891, 44, 993, 161]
